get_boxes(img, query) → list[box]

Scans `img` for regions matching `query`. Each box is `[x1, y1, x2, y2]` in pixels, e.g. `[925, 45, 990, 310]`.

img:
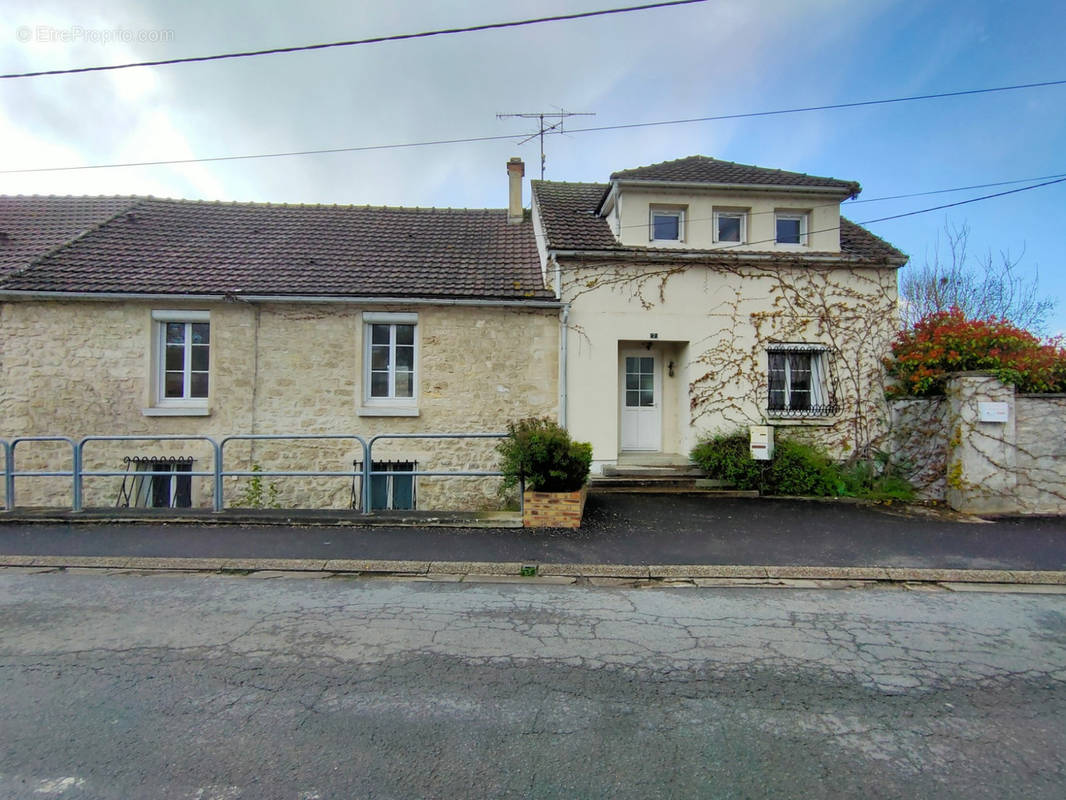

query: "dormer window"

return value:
[775, 212, 808, 245]
[714, 209, 747, 244]
[649, 205, 685, 242]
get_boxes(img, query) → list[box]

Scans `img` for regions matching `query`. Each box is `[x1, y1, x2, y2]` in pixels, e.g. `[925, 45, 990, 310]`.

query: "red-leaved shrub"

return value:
[885, 309, 1066, 397]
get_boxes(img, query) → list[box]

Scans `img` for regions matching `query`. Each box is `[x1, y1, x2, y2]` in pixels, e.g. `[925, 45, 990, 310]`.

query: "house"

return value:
[0, 155, 906, 510]
[531, 155, 907, 472]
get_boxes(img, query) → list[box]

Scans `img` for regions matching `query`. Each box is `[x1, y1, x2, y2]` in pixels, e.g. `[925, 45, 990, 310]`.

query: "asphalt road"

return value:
[1, 494, 1065, 570]
[2, 571, 1065, 798]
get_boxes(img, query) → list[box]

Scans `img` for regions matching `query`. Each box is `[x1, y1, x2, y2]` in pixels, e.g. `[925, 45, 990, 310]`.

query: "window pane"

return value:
[371, 324, 390, 345]
[626, 389, 639, 407]
[789, 389, 811, 411]
[164, 372, 185, 398]
[191, 346, 209, 371]
[640, 357, 653, 373]
[370, 474, 389, 511]
[776, 217, 801, 244]
[391, 472, 414, 510]
[625, 357, 638, 373]
[165, 323, 185, 344]
[191, 323, 209, 345]
[769, 388, 786, 409]
[717, 215, 741, 242]
[395, 370, 413, 398]
[370, 372, 389, 397]
[190, 372, 209, 398]
[165, 345, 184, 371]
[395, 325, 414, 346]
[639, 389, 654, 407]
[639, 374, 653, 392]
[371, 345, 390, 370]
[652, 213, 679, 240]
[625, 374, 638, 390]
[151, 467, 172, 508]
[395, 345, 414, 371]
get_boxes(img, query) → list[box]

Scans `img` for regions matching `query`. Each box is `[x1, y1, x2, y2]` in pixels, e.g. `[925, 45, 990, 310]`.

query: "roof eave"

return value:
[611, 178, 860, 200]
[546, 247, 907, 267]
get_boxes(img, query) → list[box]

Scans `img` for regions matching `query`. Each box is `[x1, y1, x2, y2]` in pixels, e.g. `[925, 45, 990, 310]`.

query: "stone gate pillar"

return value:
[944, 373, 1017, 514]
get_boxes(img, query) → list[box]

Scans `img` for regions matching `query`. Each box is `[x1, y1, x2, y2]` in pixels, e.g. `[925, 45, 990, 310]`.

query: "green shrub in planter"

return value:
[498, 417, 593, 492]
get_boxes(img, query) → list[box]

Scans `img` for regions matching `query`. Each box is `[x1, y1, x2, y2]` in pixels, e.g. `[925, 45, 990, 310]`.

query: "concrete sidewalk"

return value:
[1, 493, 1064, 585]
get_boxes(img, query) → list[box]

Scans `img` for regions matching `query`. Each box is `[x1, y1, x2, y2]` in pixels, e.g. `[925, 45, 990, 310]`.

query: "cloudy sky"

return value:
[3, 0, 1064, 332]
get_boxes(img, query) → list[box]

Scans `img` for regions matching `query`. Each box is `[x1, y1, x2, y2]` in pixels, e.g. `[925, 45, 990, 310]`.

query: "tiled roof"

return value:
[531, 180, 907, 264]
[0, 195, 140, 278]
[0, 196, 553, 301]
[610, 155, 860, 195]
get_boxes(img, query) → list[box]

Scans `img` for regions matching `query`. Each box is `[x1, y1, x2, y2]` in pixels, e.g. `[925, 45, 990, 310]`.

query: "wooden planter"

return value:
[522, 486, 588, 528]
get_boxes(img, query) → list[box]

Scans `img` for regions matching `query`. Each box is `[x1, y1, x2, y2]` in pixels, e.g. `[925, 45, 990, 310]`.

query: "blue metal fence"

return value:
[1, 431, 513, 514]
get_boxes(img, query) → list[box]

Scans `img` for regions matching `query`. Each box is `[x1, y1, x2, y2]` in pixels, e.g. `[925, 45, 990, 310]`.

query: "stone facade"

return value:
[890, 373, 1066, 515]
[0, 300, 558, 510]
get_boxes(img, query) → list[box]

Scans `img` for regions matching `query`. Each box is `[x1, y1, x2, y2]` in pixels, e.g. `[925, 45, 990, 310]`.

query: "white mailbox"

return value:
[978, 402, 1009, 423]
[750, 425, 774, 461]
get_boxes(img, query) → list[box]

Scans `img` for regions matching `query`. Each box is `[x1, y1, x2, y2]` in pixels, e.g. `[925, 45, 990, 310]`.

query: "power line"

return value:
[704, 177, 1066, 253]
[561, 79, 1066, 135]
[1, 0, 707, 80]
[3, 78, 1063, 175]
[845, 172, 1066, 204]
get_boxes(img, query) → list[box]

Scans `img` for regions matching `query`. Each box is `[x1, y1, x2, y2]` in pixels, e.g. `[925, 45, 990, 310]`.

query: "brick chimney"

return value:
[507, 157, 525, 224]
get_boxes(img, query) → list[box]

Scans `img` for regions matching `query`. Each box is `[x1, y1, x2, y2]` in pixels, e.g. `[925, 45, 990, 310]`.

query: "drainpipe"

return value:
[559, 302, 570, 429]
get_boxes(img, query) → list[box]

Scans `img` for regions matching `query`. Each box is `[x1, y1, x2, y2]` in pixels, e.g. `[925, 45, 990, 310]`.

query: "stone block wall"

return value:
[0, 300, 558, 511]
[890, 373, 1066, 515]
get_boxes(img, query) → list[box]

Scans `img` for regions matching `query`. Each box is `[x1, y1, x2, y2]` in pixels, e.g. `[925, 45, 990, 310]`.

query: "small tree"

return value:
[885, 309, 1066, 398]
[900, 220, 1057, 334]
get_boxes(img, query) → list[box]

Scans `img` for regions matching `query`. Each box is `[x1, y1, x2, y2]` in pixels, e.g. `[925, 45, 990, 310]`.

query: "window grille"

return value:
[117, 456, 193, 508]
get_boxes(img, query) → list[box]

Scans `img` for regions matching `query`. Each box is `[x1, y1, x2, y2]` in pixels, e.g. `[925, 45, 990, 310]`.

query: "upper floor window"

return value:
[649, 206, 685, 242]
[775, 212, 808, 245]
[714, 210, 747, 244]
[361, 312, 418, 415]
[151, 310, 209, 409]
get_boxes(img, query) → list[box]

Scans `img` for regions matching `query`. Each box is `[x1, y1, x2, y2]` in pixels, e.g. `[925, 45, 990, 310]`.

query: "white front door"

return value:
[620, 352, 662, 451]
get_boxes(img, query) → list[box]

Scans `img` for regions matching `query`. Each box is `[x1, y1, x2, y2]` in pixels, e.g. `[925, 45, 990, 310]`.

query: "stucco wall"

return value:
[0, 300, 558, 510]
[607, 187, 842, 252]
[560, 258, 898, 467]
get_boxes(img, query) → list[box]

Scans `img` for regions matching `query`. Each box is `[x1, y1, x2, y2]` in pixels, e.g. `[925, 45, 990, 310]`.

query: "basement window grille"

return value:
[117, 456, 193, 508]
[350, 460, 416, 511]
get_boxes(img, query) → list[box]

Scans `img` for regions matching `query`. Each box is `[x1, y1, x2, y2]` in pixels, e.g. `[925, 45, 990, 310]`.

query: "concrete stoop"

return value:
[591, 462, 740, 493]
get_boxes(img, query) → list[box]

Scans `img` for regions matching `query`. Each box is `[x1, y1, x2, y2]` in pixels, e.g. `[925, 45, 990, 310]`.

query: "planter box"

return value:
[522, 486, 588, 528]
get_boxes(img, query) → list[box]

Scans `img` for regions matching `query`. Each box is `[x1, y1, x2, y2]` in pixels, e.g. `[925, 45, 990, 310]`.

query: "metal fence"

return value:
[1, 432, 515, 514]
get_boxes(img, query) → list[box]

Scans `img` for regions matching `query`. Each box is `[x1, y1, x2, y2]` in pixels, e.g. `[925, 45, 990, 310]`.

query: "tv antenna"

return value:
[497, 109, 596, 179]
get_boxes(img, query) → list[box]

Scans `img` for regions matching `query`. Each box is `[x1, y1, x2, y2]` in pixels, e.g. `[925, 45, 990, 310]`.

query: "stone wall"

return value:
[890, 373, 1066, 515]
[0, 300, 559, 511]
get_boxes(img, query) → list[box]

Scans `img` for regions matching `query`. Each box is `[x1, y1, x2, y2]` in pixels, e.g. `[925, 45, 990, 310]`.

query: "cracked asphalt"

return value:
[2, 572, 1065, 799]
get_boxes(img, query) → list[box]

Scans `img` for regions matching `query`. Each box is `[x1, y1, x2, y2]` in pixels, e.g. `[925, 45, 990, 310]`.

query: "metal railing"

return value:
[76, 435, 222, 513]
[1, 431, 515, 514]
[219, 434, 368, 513]
[363, 432, 514, 513]
[4, 436, 78, 511]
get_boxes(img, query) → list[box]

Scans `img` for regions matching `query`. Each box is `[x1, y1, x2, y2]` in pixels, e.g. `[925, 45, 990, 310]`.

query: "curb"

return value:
[2, 555, 1064, 585]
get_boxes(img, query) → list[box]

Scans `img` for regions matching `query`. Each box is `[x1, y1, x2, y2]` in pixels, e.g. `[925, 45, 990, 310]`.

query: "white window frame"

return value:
[774, 212, 809, 246]
[713, 209, 747, 244]
[766, 344, 834, 417]
[649, 206, 685, 243]
[146, 310, 210, 416]
[360, 312, 419, 416]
